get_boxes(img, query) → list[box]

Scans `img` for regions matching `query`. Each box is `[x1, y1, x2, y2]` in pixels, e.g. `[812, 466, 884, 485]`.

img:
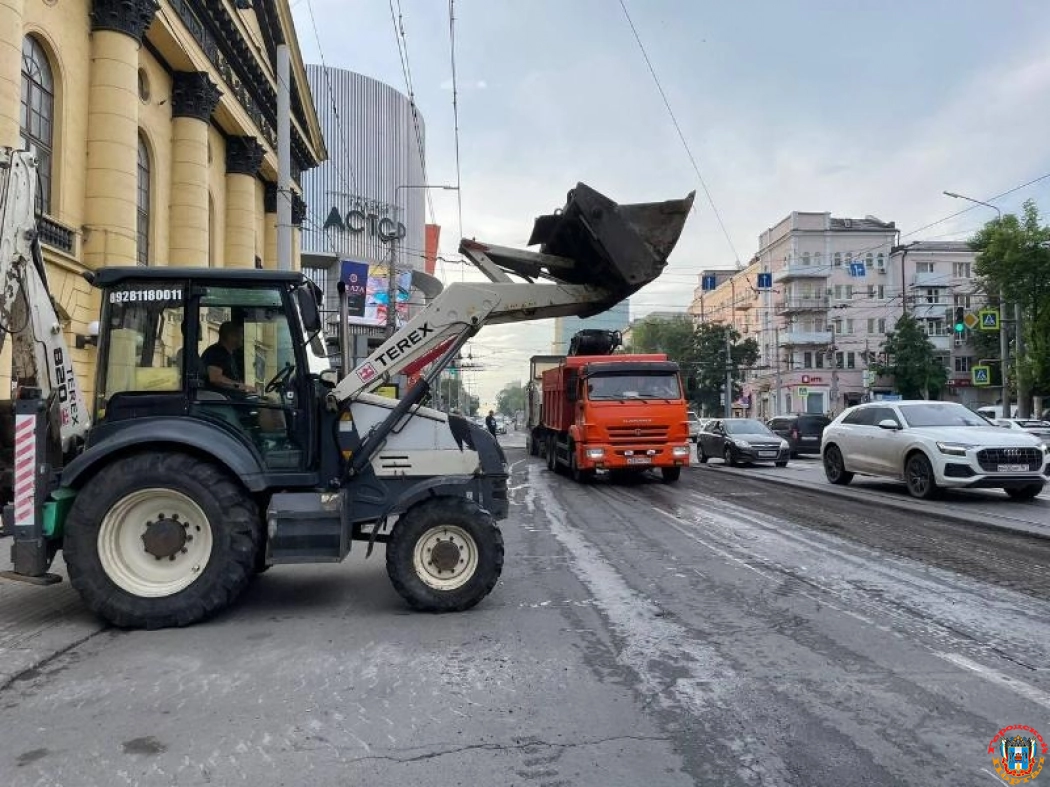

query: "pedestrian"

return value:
[485, 410, 498, 438]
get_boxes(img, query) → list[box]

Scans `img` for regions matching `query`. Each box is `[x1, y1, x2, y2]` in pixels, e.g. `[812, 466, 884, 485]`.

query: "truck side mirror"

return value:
[297, 285, 322, 333]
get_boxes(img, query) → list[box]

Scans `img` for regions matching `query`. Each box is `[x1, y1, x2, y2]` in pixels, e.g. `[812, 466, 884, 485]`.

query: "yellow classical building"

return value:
[0, 0, 326, 397]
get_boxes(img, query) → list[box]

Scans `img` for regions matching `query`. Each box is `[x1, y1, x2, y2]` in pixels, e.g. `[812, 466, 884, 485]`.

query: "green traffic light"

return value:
[954, 323, 965, 333]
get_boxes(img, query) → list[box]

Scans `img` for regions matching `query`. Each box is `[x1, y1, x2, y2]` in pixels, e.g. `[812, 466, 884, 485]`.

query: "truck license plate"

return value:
[626, 457, 651, 465]
[997, 464, 1029, 473]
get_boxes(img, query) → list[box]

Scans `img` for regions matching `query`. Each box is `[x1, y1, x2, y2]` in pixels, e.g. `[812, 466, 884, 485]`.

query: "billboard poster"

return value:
[339, 260, 369, 318]
[358, 267, 413, 328]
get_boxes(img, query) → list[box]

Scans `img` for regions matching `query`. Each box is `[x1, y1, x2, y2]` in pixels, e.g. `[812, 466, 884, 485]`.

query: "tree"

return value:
[970, 200, 1050, 404]
[871, 314, 947, 399]
[625, 315, 696, 361]
[685, 323, 760, 416]
[496, 381, 525, 418]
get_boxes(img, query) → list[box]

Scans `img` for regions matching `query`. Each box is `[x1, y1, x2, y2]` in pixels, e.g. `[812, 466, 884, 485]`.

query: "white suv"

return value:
[821, 401, 1049, 500]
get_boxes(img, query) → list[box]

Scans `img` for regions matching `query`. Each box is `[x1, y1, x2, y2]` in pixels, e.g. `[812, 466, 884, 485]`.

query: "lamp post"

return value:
[943, 191, 1009, 415]
[386, 184, 459, 338]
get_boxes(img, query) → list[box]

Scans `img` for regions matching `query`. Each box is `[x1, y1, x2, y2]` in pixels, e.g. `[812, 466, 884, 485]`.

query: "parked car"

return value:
[697, 418, 790, 467]
[767, 413, 831, 456]
[821, 401, 1049, 500]
[687, 410, 702, 443]
[993, 418, 1050, 445]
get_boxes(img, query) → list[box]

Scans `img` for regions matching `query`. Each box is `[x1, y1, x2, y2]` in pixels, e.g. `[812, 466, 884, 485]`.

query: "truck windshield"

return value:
[587, 373, 681, 400]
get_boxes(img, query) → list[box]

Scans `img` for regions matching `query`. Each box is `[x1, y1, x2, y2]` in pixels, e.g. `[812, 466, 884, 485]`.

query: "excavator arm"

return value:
[333, 183, 695, 403]
[0, 148, 90, 449]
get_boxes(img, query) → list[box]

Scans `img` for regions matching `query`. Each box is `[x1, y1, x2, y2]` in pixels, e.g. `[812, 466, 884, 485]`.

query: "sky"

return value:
[290, 0, 1050, 407]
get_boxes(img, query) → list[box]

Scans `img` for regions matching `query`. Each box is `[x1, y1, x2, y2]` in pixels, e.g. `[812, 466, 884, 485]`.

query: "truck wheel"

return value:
[569, 442, 594, 483]
[63, 452, 260, 629]
[546, 435, 557, 471]
[661, 467, 681, 484]
[386, 496, 504, 612]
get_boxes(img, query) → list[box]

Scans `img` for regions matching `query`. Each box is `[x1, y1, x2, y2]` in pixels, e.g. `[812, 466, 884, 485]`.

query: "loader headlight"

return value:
[672, 445, 690, 457]
[586, 448, 605, 459]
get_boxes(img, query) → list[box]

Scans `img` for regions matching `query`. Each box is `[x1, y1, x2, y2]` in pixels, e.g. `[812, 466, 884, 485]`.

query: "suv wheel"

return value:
[823, 445, 853, 485]
[904, 452, 939, 500]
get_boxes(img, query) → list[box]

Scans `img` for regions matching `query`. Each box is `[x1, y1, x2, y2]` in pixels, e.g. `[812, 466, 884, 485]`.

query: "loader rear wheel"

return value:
[386, 496, 504, 612]
[63, 453, 260, 629]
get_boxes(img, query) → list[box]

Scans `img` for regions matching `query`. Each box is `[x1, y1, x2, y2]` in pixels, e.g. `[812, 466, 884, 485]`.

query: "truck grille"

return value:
[607, 425, 669, 444]
[976, 447, 1043, 472]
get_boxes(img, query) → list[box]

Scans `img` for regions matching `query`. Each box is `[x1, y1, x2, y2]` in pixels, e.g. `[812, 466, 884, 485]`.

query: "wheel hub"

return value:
[429, 538, 462, 573]
[141, 514, 190, 560]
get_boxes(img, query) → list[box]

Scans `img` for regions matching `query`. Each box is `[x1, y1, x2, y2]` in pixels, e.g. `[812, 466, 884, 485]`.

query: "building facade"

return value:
[1, 0, 326, 399]
[299, 65, 427, 336]
[552, 299, 630, 354]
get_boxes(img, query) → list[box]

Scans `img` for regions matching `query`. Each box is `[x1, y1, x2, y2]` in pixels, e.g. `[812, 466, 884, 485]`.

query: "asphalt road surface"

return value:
[2, 445, 1049, 786]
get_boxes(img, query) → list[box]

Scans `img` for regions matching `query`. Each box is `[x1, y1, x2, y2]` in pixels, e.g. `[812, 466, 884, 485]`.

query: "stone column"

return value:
[224, 136, 263, 269]
[263, 182, 278, 270]
[0, 0, 24, 146]
[170, 72, 220, 266]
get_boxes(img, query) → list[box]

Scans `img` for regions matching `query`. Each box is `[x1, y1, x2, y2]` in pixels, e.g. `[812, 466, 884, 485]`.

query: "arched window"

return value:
[20, 36, 55, 214]
[136, 134, 150, 265]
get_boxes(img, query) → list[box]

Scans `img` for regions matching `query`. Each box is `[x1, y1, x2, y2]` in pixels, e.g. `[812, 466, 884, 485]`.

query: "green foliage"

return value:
[871, 314, 948, 399]
[627, 316, 759, 416]
[970, 200, 1050, 396]
[496, 381, 525, 417]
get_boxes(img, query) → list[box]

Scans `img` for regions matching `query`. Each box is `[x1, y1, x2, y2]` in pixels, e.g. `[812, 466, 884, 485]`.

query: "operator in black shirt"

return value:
[200, 321, 252, 396]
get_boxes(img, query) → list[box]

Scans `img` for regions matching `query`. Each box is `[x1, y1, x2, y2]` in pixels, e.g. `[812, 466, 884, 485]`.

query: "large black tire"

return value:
[63, 452, 260, 629]
[723, 445, 737, 467]
[569, 442, 595, 484]
[823, 445, 853, 485]
[386, 496, 504, 612]
[904, 452, 939, 500]
[546, 435, 557, 471]
[1005, 484, 1043, 500]
[697, 443, 708, 464]
[661, 467, 681, 484]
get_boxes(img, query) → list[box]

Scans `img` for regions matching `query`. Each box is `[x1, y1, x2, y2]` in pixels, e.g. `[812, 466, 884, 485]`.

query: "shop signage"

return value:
[323, 196, 407, 242]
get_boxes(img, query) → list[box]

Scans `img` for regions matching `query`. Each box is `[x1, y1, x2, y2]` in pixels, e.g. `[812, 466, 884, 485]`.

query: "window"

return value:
[802, 252, 811, 266]
[875, 285, 885, 300]
[955, 356, 973, 373]
[814, 252, 822, 267]
[845, 285, 854, 300]
[846, 352, 856, 369]
[832, 317, 842, 334]
[833, 252, 842, 267]
[876, 253, 885, 270]
[865, 253, 874, 268]
[845, 319, 854, 335]
[927, 319, 945, 336]
[917, 261, 935, 273]
[20, 36, 55, 214]
[136, 134, 150, 266]
[815, 352, 824, 369]
[925, 288, 941, 304]
[803, 351, 813, 367]
[867, 318, 875, 333]
[833, 284, 843, 300]
[953, 262, 972, 278]
[843, 407, 874, 426]
[954, 294, 972, 309]
[835, 351, 844, 369]
[878, 318, 886, 333]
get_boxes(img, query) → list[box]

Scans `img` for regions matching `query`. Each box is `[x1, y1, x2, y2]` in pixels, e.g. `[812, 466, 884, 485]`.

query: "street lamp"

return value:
[942, 190, 1007, 413]
[386, 184, 459, 338]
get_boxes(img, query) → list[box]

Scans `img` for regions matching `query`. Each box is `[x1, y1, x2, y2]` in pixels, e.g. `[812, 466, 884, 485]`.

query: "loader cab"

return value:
[88, 268, 326, 474]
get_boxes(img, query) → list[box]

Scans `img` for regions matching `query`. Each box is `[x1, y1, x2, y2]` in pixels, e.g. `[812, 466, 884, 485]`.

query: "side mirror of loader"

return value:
[297, 285, 322, 333]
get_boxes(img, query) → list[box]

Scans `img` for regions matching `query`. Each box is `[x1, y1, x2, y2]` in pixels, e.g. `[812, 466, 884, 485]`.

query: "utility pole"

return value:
[829, 325, 839, 415]
[384, 240, 398, 338]
[1000, 291, 1011, 417]
[1016, 303, 1028, 417]
[773, 326, 781, 417]
[724, 328, 733, 418]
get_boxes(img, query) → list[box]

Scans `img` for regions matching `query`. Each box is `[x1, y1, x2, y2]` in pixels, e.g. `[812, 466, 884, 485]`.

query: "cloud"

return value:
[438, 78, 488, 91]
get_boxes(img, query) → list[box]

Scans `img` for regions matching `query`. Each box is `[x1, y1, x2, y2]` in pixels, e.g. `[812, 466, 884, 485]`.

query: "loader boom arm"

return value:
[333, 183, 694, 403]
[0, 148, 90, 449]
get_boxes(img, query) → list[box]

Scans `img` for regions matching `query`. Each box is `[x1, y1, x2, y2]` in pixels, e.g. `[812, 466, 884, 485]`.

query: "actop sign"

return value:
[323, 206, 407, 242]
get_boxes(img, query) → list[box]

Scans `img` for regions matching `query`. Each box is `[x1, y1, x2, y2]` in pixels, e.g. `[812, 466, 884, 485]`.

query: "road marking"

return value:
[934, 652, 1050, 712]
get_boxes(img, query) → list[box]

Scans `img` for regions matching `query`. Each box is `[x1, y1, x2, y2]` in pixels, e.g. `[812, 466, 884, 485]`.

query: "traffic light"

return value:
[953, 307, 966, 333]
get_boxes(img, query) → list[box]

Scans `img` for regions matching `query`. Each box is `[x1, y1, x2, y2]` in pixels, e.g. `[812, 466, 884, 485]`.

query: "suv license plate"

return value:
[997, 464, 1030, 473]
[626, 457, 652, 465]
[759, 451, 777, 458]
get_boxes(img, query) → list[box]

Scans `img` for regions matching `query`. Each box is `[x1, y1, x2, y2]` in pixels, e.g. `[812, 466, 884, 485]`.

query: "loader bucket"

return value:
[527, 183, 695, 293]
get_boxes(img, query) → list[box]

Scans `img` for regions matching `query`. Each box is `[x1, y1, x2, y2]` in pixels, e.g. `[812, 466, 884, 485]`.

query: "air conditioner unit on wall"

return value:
[878, 268, 886, 274]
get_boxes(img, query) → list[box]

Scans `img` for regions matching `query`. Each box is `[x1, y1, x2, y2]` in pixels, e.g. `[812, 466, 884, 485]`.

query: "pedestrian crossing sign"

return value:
[979, 309, 1000, 331]
[971, 365, 990, 386]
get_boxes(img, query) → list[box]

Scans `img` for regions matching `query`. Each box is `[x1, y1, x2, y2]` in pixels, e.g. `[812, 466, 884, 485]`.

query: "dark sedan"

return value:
[697, 418, 791, 467]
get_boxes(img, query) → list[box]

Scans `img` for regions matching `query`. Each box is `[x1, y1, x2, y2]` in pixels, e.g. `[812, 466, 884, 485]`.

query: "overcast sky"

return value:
[291, 0, 1050, 407]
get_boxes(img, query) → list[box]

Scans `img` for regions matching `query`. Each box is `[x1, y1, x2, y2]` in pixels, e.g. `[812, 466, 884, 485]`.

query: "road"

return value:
[1, 440, 1049, 786]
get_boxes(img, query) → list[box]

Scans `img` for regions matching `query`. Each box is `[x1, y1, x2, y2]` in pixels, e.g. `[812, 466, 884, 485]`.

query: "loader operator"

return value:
[201, 322, 252, 397]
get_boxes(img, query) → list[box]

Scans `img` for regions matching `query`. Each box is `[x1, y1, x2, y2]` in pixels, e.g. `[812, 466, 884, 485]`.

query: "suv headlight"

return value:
[733, 439, 751, 448]
[936, 441, 973, 457]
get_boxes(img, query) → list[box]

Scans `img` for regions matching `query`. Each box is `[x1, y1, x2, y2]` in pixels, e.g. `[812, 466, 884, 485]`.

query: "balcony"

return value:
[910, 302, 949, 320]
[927, 334, 951, 351]
[774, 265, 829, 283]
[38, 215, 76, 256]
[781, 330, 833, 346]
[775, 296, 829, 315]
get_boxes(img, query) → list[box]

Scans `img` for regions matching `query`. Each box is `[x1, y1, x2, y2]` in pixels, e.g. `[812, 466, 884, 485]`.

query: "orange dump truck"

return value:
[526, 330, 690, 483]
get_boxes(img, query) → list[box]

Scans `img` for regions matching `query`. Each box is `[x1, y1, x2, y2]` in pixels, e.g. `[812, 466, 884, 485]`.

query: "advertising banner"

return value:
[339, 260, 369, 318]
[352, 266, 413, 328]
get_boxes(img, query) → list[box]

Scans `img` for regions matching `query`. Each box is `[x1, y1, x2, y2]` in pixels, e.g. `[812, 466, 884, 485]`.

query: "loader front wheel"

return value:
[63, 453, 260, 629]
[387, 496, 504, 612]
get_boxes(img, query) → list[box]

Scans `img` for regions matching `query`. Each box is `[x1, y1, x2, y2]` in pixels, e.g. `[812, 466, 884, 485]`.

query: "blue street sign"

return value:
[848, 261, 866, 277]
[702, 275, 717, 291]
[979, 309, 1000, 331]
[971, 365, 990, 386]
[757, 272, 772, 289]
